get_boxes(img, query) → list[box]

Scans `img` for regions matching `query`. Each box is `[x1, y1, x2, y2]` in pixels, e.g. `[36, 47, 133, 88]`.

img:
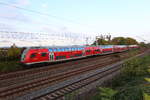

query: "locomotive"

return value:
[21, 45, 139, 65]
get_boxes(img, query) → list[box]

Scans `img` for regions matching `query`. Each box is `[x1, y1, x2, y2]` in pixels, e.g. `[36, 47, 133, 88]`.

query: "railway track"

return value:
[33, 49, 150, 100]
[0, 58, 118, 98]
[0, 53, 118, 80]
[0, 55, 118, 88]
[0, 52, 129, 88]
[0, 50, 144, 100]
[35, 63, 121, 100]
[0, 53, 130, 99]
[0, 57, 113, 89]
[0, 51, 131, 80]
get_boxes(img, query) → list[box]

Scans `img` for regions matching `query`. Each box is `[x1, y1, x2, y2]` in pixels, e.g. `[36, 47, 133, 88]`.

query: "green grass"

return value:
[128, 49, 139, 55]
[145, 78, 150, 82]
[0, 60, 23, 72]
[144, 93, 150, 100]
[92, 54, 150, 100]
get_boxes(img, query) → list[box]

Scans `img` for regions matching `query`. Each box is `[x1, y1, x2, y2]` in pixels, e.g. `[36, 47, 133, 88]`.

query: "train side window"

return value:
[67, 48, 69, 51]
[65, 48, 67, 51]
[95, 49, 100, 51]
[86, 50, 91, 52]
[57, 48, 60, 52]
[60, 48, 62, 51]
[49, 49, 53, 52]
[41, 53, 47, 57]
[68, 48, 70, 51]
[30, 53, 36, 58]
[59, 48, 61, 52]
[62, 48, 64, 51]
[54, 49, 57, 52]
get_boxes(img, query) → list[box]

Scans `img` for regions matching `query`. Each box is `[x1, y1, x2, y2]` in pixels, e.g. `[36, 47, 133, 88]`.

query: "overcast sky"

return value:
[0, 0, 150, 47]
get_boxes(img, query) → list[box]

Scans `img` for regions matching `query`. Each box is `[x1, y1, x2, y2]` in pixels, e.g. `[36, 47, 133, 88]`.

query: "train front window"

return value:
[30, 53, 36, 58]
[21, 48, 29, 61]
[41, 53, 47, 57]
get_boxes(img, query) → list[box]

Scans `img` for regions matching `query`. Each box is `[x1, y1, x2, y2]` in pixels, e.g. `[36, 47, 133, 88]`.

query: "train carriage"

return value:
[84, 46, 93, 56]
[113, 45, 128, 52]
[49, 47, 84, 61]
[21, 45, 139, 65]
[92, 46, 102, 55]
[100, 45, 114, 54]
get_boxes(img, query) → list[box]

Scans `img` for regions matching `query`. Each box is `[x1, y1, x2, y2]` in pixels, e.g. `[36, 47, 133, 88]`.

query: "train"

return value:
[21, 45, 139, 65]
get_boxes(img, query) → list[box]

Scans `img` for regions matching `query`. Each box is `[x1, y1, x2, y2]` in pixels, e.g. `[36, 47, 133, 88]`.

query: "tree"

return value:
[111, 37, 126, 45]
[139, 42, 150, 48]
[125, 37, 138, 45]
[111, 37, 138, 45]
[92, 38, 109, 45]
[92, 36, 139, 45]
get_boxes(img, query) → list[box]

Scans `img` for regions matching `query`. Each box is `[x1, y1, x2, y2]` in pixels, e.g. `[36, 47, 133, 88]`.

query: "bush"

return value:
[122, 57, 149, 77]
[0, 47, 23, 72]
[0, 47, 22, 61]
[93, 55, 150, 100]
[7, 47, 22, 60]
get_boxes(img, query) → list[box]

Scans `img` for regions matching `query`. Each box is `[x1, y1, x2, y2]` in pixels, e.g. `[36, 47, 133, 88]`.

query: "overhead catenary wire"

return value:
[0, 31, 89, 46]
[0, 1, 96, 45]
[0, 15, 67, 32]
[0, 1, 94, 28]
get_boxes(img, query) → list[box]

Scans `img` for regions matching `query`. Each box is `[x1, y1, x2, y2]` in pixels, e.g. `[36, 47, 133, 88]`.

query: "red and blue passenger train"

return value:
[21, 45, 139, 65]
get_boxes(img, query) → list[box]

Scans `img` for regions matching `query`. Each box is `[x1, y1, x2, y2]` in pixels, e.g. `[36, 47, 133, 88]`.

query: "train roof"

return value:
[29, 45, 86, 49]
[28, 45, 134, 49]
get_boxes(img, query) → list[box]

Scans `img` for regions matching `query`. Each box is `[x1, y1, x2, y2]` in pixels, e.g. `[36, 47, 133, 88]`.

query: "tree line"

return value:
[92, 36, 139, 45]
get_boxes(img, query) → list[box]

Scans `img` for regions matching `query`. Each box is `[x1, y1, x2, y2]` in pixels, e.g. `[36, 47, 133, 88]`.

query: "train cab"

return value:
[21, 48, 49, 65]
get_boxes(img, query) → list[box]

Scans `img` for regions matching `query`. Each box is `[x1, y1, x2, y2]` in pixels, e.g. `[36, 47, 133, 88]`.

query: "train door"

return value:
[82, 48, 86, 56]
[49, 52, 54, 61]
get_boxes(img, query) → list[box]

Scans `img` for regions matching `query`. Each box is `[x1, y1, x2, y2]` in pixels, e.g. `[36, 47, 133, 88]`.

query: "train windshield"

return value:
[21, 48, 29, 61]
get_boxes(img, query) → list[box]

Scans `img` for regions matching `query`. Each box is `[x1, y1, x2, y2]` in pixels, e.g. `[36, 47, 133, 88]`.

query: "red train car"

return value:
[21, 46, 85, 65]
[21, 48, 49, 64]
[100, 45, 113, 54]
[21, 45, 139, 65]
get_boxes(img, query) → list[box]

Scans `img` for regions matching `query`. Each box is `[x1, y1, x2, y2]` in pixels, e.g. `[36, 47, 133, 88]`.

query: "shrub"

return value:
[122, 57, 149, 77]
[0, 47, 22, 61]
[7, 47, 22, 60]
[94, 55, 150, 100]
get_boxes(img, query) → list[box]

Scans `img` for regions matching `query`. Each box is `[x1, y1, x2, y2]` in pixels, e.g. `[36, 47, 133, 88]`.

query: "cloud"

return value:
[12, 0, 30, 6]
[3, 4, 31, 21]
[0, 0, 33, 32]
[41, 3, 48, 8]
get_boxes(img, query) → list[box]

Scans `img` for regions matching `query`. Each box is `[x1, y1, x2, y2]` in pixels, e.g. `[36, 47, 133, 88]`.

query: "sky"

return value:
[0, 0, 150, 47]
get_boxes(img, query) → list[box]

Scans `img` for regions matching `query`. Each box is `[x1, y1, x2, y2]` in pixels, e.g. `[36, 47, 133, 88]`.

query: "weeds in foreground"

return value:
[0, 60, 23, 72]
[93, 55, 150, 100]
